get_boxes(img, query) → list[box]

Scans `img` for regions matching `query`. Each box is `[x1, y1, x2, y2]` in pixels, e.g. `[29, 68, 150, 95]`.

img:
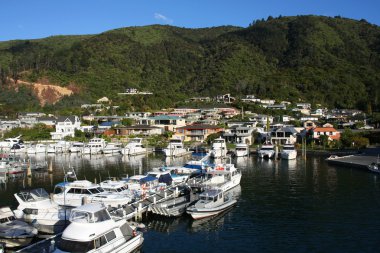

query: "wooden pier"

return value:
[326, 155, 378, 170]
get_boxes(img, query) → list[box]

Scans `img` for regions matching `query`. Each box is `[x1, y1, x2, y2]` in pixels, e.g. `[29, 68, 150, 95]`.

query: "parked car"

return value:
[359, 125, 374, 130]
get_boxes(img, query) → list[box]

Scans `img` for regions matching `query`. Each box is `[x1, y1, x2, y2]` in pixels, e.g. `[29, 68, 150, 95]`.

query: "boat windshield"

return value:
[261, 147, 273, 151]
[57, 238, 94, 252]
[283, 146, 295, 150]
[0, 215, 15, 223]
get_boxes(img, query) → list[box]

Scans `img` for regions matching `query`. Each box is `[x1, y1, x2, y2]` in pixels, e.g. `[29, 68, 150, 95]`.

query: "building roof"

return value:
[176, 124, 223, 130]
[115, 125, 161, 130]
[314, 127, 338, 132]
[57, 116, 77, 123]
[149, 115, 182, 120]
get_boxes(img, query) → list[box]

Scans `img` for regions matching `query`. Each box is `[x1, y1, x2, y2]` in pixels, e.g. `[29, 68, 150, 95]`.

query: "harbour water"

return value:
[1, 153, 380, 252]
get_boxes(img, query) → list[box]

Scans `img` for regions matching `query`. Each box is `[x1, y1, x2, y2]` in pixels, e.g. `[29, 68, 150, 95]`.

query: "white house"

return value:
[50, 116, 81, 140]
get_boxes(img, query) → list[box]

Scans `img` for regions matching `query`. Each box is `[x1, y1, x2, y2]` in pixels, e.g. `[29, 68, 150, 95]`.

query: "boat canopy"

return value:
[16, 188, 49, 202]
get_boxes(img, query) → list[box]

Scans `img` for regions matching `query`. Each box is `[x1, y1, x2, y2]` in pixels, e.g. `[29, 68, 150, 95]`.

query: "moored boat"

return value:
[0, 207, 38, 248]
[280, 142, 297, 160]
[234, 143, 249, 157]
[257, 142, 275, 159]
[55, 203, 144, 253]
[186, 188, 236, 220]
[209, 137, 227, 158]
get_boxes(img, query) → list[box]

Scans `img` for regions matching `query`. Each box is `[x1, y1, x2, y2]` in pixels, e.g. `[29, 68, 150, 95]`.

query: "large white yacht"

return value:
[52, 180, 132, 208]
[121, 138, 146, 156]
[280, 142, 297, 160]
[202, 162, 242, 192]
[209, 137, 227, 158]
[26, 143, 47, 155]
[103, 143, 123, 155]
[55, 203, 144, 253]
[0, 135, 23, 151]
[234, 143, 249, 157]
[69, 142, 85, 153]
[0, 207, 38, 248]
[13, 188, 71, 234]
[257, 142, 275, 159]
[163, 138, 188, 157]
[83, 138, 106, 155]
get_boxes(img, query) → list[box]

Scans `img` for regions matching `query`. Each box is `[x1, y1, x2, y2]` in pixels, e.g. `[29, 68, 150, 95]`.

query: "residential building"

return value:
[146, 115, 186, 132]
[223, 122, 256, 144]
[313, 127, 341, 141]
[37, 116, 57, 128]
[50, 116, 81, 140]
[0, 120, 21, 133]
[174, 125, 224, 142]
[270, 126, 298, 144]
[113, 125, 163, 136]
[241, 95, 261, 103]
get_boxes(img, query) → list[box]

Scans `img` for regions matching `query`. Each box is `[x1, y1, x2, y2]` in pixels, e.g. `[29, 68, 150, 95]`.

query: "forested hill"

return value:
[0, 15, 379, 114]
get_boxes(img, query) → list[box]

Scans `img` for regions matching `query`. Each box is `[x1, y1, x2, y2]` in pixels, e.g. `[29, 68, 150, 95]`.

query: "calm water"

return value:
[1, 153, 380, 253]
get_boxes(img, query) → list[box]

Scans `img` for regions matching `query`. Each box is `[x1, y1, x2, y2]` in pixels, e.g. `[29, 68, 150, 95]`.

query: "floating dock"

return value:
[326, 155, 378, 170]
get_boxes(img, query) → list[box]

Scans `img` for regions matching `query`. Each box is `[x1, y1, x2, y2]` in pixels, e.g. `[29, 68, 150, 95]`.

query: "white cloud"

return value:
[154, 13, 173, 24]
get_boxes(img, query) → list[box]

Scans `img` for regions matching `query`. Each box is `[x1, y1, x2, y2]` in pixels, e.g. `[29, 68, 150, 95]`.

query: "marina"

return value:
[0, 150, 379, 252]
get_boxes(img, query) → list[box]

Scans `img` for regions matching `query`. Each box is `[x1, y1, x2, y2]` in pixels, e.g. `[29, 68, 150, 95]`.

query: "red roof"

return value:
[314, 127, 338, 132]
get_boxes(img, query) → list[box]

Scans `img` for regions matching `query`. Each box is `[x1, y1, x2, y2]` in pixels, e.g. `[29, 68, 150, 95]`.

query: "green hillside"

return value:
[0, 15, 379, 114]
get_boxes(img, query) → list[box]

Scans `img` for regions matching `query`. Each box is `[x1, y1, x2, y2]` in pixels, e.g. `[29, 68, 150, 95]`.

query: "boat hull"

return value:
[187, 199, 237, 220]
[0, 236, 34, 248]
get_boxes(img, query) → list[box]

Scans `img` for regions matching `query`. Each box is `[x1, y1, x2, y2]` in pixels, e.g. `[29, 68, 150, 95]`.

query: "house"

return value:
[174, 125, 224, 142]
[125, 112, 151, 119]
[189, 97, 211, 102]
[260, 99, 275, 106]
[303, 120, 316, 129]
[296, 103, 311, 109]
[0, 120, 21, 133]
[98, 121, 121, 130]
[312, 127, 340, 141]
[113, 125, 163, 137]
[266, 104, 287, 110]
[146, 115, 186, 132]
[241, 95, 261, 103]
[249, 114, 274, 126]
[50, 116, 81, 140]
[223, 122, 256, 145]
[37, 116, 57, 128]
[270, 126, 298, 144]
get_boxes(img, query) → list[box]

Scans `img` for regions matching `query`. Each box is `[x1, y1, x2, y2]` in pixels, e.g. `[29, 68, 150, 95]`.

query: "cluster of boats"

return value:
[0, 153, 242, 252]
[0, 136, 149, 156]
[257, 142, 297, 160]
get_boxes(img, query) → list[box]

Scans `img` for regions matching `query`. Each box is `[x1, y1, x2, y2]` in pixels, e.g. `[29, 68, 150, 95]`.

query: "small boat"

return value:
[209, 137, 227, 158]
[47, 141, 70, 154]
[186, 188, 236, 220]
[163, 138, 189, 157]
[234, 143, 249, 157]
[55, 203, 144, 253]
[122, 175, 159, 197]
[280, 142, 297, 160]
[257, 142, 275, 159]
[121, 138, 146, 156]
[13, 188, 71, 234]
[9, 143, 27, 154]
[150, 185, 199, 217]
[0, 207, 38, 248]
[102, 143, 122, 155]
[368, 156, 380, 173]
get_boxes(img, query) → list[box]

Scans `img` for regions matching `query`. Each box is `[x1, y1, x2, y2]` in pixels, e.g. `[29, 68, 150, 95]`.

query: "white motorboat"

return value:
[257, 142, 275, 159]
[27, 143, 47, 155]
[186, 188, 236, 220]
[234, 143, 249, 157]
[121, 138, 146, 156]
[0, 135, 23, 151]
[203, 163, 241, 192]
[122, 175, 159, 195]
[280, 142, 297, 160]
[9, 143, 27, 154]
[163, 138, 188, 157]
[0, 207, 38, 248]
[103, 143, 122, 155]
[151, 166, 193, 184]
[146, 169, 176, 186]
[13, 188, 71, 234]
[69, 142, 85, 153]
[83, 138, 106, 155]
[209, 137, 227, 158]
[55, 203, 144, 253]
[52, 180, 132, 208]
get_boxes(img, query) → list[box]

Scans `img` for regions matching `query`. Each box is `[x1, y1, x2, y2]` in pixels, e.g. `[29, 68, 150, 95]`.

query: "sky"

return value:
[1, 0, 379, 41]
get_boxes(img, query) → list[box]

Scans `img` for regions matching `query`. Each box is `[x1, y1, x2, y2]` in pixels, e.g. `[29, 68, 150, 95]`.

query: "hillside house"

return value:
[270, 126, 298, 145]
[223, 122, 256, 145]
[174, 124, 224, 142]
[312, 127, 340, 141]
[50, 116, 81, 140]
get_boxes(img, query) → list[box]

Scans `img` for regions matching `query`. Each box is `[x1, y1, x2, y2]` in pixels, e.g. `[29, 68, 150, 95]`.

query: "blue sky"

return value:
[1, 0, 379, 41]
